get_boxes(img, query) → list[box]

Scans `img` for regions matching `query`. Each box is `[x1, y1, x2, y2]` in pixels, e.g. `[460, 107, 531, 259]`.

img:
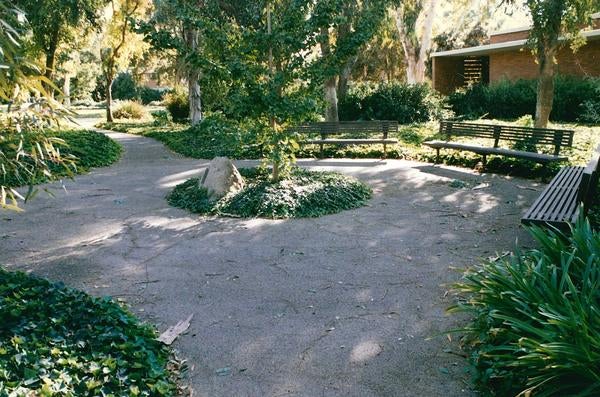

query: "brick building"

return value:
[431, 14, 600, 94]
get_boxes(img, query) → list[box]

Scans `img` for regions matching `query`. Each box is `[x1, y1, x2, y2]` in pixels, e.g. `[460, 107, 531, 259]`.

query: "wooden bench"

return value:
[423, 121, 574, 165]
[521, 145, 600, 228]
[290, 121, 399, 158]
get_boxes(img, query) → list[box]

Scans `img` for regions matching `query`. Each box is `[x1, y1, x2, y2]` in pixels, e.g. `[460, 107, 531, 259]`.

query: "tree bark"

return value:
[185, 28, 202, 126]
[324, 77, 339, 122]
[535, 47, 557, 128]
[44, 25, 60, 91]
[337, 55, 357, 102]
[106, 74, 114, 122]
[319, 27, 339, 122]
[62, 72, 72, 107]
[395, 0, 437, 84]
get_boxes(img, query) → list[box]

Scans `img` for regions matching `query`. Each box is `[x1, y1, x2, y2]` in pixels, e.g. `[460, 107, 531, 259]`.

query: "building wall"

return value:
[490, 30, 529, 44]
[490, 39, 600, 83]
[432, 57, 464, 95]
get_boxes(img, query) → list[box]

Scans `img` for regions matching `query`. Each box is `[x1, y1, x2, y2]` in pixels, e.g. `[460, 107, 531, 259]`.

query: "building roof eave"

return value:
[432, 29, 600, 58]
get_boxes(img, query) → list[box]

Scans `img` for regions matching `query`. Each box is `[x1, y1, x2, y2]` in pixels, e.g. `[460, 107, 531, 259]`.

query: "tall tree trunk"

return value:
[535, 47, 557, 128]
[337, 55, 357, 102]
[44, 25, 60, 95]
[319, 27, 339, 122]
[185, 28, 202, 126]
[106, 74, 114, 122]
[395, 0, 437, 84]
[324, 77, 339, 122]
[62, 72, 72, 107]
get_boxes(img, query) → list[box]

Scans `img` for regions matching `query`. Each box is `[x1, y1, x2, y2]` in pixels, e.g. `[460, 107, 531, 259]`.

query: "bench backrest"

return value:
[578, 144, 600, 210]
[293, 121, 398, 138]
[440, 121, 574, 155]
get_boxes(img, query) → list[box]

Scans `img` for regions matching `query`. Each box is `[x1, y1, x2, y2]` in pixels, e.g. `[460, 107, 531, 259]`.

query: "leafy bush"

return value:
[0, 268, 176, 396]
[140, 87, 166, 105]
[450, 76, 600, 122]
[450, 217, 600, 396]
[113, 101, 150, 120]
[168, 168, 372, 218]
[1, 130, 122, 187]
[145, 113, 263, 159]
[151, 110, 171, 126]
[339, 82, 446, 123]
[164, 89, 189, 122]
[111, 72, 138, 101]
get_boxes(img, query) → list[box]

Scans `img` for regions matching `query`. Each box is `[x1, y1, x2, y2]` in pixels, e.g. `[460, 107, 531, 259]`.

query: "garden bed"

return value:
[1, 130, 121, 188]
[0, 268, 177, 396]
[167, 168, 372, 219]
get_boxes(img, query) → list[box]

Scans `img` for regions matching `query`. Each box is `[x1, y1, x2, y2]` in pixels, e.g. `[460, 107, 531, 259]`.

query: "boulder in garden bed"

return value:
[201, 157, 245, 200]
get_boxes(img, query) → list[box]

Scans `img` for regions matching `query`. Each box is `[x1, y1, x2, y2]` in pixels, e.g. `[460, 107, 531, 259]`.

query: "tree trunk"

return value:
[535, 48, 557, 128]
[395, 0, 437, 84]
[337, 55, 357, 102]
[62, 72, 72, 107]
[319, 27, 339, 122]
[324, 77, 339, 122]
[106, 75, 114, 122]
[185, 28, 202, 126]
[43, 25, 60, 95]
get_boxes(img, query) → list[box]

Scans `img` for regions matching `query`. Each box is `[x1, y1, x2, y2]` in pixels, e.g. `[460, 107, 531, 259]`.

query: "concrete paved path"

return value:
[1, 129, 541, 396]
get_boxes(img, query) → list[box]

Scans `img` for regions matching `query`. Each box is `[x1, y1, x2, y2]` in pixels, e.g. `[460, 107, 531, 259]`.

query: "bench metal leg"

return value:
[383, 143, 387, 159]
[482, 154, 487, 167]
[319, 143, 324, 159]
[435, 148, 440, 164]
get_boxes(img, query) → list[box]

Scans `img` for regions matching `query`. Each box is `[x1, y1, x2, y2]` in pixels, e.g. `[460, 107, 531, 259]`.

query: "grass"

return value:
[0, 268, 177, 396]
[167, 167, 372, 219]
[1, 130, 122, 188]
[449, 218, 600, 396]
[99, 117, 600, 180]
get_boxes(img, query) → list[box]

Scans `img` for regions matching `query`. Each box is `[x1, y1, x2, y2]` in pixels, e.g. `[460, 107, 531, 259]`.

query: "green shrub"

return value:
[167, 168, 372, 219]
[151, 110, 171, 126]
[450, 217, 600, 396]
[145, 113, 263, 159]
[450, 76, 600, 122]
[339, 82, 445, 123]
[111, 72, 138, 101]
[113, 101, 150, 120]
[1, 130, 121, 187]
[0, 268, 176, 396]
[140, 86, 166, 105]
[164, 89, 189, 122]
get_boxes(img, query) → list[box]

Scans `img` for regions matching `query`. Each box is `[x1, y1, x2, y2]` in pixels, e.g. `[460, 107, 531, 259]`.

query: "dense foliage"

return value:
[0, 268, 175, 396]
[450, 218, 600, 396]
[339, 82, 445, 123]
[1, 130, 121, 188]
[449, 76, 600, 122]
[164, 90, 190, 122]
[167, 168, 372, 219]
[111, 72, 139, 101]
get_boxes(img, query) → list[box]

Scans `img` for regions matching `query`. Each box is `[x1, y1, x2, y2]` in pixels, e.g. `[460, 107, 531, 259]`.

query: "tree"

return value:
[507, 0, 600, 127]
[0, 2, 72, 210]
[101, 0, 150, 122]
[14, 0, 106, 89]
[312, 0, 388, 121]
[394, 0, 438, 84]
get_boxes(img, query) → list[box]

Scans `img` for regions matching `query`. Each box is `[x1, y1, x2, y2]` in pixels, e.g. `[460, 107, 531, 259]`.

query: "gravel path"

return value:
[0, 126, 542, 396]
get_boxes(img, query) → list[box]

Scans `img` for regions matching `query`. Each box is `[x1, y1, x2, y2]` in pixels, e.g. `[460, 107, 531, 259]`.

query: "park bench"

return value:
[290, 121, 399, 158]
[423, 121, 574, 165]
[521, 144, 600, 228]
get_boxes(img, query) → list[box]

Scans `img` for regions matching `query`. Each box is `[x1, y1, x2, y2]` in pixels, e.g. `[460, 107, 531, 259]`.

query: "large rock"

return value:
[201, 157, 245, 200]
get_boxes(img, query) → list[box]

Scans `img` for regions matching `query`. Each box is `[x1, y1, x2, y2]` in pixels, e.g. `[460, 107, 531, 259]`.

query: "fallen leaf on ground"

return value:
[158, 314, 193, 345]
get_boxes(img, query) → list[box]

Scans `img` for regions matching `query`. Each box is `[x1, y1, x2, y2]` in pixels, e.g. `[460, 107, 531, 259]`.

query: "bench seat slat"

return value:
[306, 138, 398, 145]
[423, 141, 567, 163]
[522, 166, 584, 226]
